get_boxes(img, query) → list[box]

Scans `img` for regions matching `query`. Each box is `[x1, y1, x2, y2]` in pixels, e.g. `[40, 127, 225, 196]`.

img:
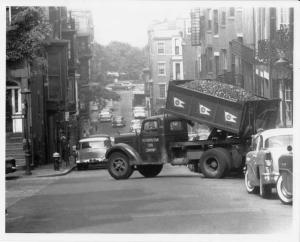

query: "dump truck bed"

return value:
[165, 80, 280, 137]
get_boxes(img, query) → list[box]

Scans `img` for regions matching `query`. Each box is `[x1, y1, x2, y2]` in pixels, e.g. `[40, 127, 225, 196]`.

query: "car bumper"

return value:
[100, 118, 111, 122]
[76, 159, 107, 165]
[261, 172, 279, 184]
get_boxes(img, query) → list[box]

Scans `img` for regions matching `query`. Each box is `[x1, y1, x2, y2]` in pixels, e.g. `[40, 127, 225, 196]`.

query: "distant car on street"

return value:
[76, 135, 112, 170]
[129, 119, 142, 133]
[112, 82, 132, 90]
[244, 128, 293, 199]
[119, 81, 133, 90]
[99, 110, 112, 122]
[133, 106, 146, 119]
[112, 115, 126, 128]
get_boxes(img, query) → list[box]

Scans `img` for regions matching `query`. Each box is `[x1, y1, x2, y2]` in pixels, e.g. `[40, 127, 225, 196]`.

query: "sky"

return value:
[68, 1, 198, 48]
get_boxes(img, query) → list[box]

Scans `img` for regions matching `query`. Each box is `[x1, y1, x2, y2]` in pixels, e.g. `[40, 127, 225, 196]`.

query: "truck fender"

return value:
[105, 143, 143, 165]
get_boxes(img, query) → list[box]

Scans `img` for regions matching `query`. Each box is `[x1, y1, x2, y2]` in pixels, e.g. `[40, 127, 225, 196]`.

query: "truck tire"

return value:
[199, 148, 229, 178]
[138, 164, 163, 178]
[108, 152, 133, 180]
[244, 169, 259, 194]
[259, 175, 272, 198]
[276, 174, 292, 205]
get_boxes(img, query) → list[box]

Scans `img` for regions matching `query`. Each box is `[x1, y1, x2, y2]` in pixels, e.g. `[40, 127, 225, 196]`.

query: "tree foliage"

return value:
[91, 41, 149, 82]
[6, 7, 51, 66]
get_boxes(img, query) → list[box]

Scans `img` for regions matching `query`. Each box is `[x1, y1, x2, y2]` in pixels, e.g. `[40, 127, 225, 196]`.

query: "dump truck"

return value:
[105, 80, 280, 180]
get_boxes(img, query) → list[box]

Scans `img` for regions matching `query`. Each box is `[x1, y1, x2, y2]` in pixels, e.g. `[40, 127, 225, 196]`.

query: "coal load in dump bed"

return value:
[180, 79, 262, 103]
[165, 80, 280, 137]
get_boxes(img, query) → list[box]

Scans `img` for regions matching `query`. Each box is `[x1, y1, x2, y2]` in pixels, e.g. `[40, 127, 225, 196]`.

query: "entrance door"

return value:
[6, 82, 22, 133]
[140, 119, 162, 163]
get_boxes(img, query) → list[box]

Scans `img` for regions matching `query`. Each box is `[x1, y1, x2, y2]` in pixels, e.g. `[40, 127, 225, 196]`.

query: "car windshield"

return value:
[81, 139, 111, 149]
[265, 135, 293, 149]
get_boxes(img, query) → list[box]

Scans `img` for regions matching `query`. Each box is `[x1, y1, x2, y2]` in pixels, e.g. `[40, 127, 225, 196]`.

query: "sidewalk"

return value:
[6, 158, 77, 180]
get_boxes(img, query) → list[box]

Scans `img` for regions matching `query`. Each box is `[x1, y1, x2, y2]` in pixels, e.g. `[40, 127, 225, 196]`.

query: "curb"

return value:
[36, 165, 77, 178]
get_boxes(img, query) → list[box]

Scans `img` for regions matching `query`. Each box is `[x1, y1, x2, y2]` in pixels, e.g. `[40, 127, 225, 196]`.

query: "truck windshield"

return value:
[265, 135, 293, 149]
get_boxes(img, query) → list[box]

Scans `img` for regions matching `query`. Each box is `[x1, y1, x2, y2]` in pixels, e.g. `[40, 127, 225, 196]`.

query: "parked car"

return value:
[6, 157, 17, 174]
[244, 128, 293, 198]
[133, 107, 146, 119]
[119, 81, 133, 90]
[112, 115, 126, 128]
[129, 119, 142, 133]
[277, 146, 293, 204]
[99, 110, 112, 122]
[76, 135, 112, 170]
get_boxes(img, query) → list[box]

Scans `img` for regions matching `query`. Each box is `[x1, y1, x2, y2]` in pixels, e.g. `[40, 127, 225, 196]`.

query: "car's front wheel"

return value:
[276, 174, 293, 205]
[108, 152, 133, 180]
[244, 169, 259, 194]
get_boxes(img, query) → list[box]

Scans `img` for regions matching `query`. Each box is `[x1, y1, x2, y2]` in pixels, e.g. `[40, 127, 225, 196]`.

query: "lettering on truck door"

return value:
[140, 119, 161, 162]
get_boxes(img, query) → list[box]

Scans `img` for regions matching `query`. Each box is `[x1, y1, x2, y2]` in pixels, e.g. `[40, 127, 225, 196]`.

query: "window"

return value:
[170, 121, 183, 131]
[277, 8, 290, 30]
[265, 135, 293, 149]
[213, 10, 219, 35]
[207, 9, 212, 31]
[158, 84, 166, 98]
[221, 11, 226, 25]
[285, 86, 293, 125]
[48, 51, 62, 100]
[157, 41, 165, 54]
[221, 49, 227, 70]
[215, 56, 220, 75]
[158, 62, 166, 76]
[144, 120, 158, 131]
[207, 47, 213, 73]
[174, 39, 180, 55]
[175, 63, 181, 80]
[229, 7, 235, 17]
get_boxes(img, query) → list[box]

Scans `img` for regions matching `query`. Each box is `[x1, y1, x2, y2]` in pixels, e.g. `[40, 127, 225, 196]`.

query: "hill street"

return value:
[6, 165, 292, 234]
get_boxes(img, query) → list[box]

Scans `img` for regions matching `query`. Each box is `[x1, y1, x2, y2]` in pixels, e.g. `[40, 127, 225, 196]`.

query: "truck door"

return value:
[140, 119, 162, 163]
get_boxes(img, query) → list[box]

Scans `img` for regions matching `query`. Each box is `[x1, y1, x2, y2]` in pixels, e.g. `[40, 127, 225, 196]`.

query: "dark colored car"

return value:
[6, 157, 17, 174]
[112, 116, 126, 128]
[277, 146, 293, 205]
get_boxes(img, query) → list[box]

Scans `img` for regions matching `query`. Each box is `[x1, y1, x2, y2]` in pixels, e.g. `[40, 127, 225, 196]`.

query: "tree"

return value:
[91, 41, 149, 82]
[6, 7, 51, 67]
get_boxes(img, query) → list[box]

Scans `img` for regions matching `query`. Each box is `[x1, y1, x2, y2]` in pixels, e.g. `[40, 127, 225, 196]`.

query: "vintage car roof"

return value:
[258, 128, 293, 139]
[79, 135, 110, 143]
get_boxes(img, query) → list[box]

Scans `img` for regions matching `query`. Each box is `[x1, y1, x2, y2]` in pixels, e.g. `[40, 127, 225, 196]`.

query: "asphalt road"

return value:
[6, 164, 292, 234]
[95, 89, 134, 136]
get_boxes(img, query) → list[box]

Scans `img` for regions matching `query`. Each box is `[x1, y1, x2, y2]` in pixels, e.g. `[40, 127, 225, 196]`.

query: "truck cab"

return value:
[105, 115, 189, 179]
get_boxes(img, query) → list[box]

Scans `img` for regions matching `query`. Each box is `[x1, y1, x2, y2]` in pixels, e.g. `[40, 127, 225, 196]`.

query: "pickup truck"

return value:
[105, 80, 280, 180]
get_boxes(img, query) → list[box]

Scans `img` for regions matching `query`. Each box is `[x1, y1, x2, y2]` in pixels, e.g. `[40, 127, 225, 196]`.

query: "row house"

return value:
[147, 18, 197, 114]
[71, 10, 94, 137]
[6, 7, 80, 166]
[191, 7, 293, 127]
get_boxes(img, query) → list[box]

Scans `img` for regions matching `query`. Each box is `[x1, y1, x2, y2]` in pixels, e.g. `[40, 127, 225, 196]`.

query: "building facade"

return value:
[6, 7, 80, 166]
[191, 7, 293, 127]
[71, 10, 94, 137]
[148, 18, 197, 114]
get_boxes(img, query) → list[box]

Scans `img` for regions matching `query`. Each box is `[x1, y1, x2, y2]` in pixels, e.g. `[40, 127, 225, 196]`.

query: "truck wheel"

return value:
[244, 169, 259, 194]
[108, 152, 133, 180]
[276, 175, 292, 205]
[259, 175, 272, 198]
[199, 148, 229, 178]
[138, 164, 163, 178]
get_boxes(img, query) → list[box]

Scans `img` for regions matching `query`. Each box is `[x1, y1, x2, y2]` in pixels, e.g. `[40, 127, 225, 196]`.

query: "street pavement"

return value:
[5, 164, 293, 235]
